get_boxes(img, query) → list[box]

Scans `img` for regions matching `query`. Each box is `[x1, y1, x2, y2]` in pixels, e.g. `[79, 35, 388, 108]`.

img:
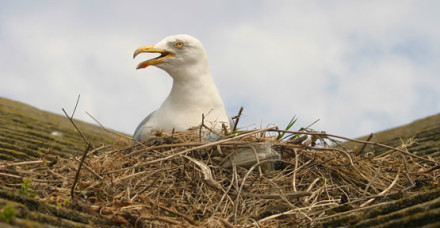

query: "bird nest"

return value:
[1, 126, 439, 227]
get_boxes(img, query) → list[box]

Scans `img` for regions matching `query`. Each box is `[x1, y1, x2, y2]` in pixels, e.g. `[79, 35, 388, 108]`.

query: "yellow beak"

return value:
[133, 45, 175, 69]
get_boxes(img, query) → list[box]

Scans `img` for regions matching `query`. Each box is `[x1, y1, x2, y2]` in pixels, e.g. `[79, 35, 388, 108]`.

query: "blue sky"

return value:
[1, 0, 439, 138]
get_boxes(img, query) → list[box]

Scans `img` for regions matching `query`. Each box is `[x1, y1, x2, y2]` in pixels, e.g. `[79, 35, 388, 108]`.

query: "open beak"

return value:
[133, 45, 175, 69]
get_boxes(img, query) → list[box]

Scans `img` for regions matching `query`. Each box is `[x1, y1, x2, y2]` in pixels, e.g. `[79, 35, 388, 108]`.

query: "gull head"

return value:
[133, 34, 208, 73]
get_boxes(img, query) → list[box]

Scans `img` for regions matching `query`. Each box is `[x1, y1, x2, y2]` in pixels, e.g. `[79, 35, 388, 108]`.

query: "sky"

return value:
[1, 0, 439, 138]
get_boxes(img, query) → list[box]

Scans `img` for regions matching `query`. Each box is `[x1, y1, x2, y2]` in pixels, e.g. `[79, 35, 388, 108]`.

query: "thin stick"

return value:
[363, 166, 381, 196]
[356, 133, 373, 156]
[0, 160, 44, 168]
[234, 159, 280, 224]
[146, 198, 196, 225]
[0, 172, 23, 179]
[220, 218, 235, 228]
[211, 164, 236, 217]
[63, 97, 97, 199]
[400, 153, 415, 192]
[71, 144, 91, 199]
[199, 113, 205, 142]
[232, 162, 239, 218]
[263, 176, 296, 208]
[417, 164, 440, 173]
[0, 173, 63, 183]
[199, 112, 218, 135]
[232, 106, 244, 132]
[258, 202, 337, 224]
[304, 119, 320, 130]
[71, 94, 80, 119]
[131, 175, 160, 201]
[306, 178, 321, 192]
[238, 191, 311, 199]
[249, 146, 263, 178]
[312, 192, 401, 222]
[62, 108, 93, 149]
[73, 157, 103, 180]
[140, 215, 183, 225]
[85, 111, 132, 140]
[360, 169, 400, 207]
[292, 148, 299, 192]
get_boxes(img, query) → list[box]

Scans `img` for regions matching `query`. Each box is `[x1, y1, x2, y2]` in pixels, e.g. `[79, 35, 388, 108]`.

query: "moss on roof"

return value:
[0, 97, 119, 161]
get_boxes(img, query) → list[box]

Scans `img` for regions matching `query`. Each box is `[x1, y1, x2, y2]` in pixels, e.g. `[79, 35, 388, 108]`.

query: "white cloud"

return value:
[208, 0, 440, 136]
[1, 0, 439, 138]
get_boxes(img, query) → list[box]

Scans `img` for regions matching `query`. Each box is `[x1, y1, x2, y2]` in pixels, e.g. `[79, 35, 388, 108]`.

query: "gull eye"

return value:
[174, 41, 184, 49]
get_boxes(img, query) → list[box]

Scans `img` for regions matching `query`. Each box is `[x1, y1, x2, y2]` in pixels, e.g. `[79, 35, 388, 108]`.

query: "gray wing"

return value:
[132, 110, 156, 143]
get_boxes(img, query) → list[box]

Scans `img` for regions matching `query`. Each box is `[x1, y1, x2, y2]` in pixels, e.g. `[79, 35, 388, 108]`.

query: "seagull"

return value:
[132, 34, 232, 143]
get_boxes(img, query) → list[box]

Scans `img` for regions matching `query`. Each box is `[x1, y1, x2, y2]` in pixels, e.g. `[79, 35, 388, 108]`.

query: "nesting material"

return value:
[1, 126, 439, 227]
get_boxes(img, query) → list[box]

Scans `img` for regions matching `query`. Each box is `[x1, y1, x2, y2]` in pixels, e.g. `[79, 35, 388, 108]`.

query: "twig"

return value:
[0, 172, 63, 183]
[312, 195, 400, 223]
[146, 198, 196, 225]
[363, 166, 381, 196]
[212, 164, 236, 217]
[131, 175, 160, 201]
[73, 157, 103, 180]
[258, 201, 336, 224]
[232, 161, 239, 221]
[183, 155, 223, 190]
[199, 113, 205, 142]
[85, 111, 132, 140]
[71, 143, 91, 199]
[0, 160, 44, 168]
[199, 113, 218, 136]
[232, 106, 244, 132]
[292, 148, 299, 192]
[249, 146, 263, 178]
[263, 176, 301, 212]
[418, 164, 440, 173]
[238, 191, 311, 199]
[47, 169, 66, 180]
[220, 218, 235, 228]
[360, 169, 400, 207]
[139, 215, 183, 226]
[234, 159, 280, 224]
[0, 172, 22, 179]
[63, 97, 97, 199]
[304, 119, 320, 130]
[222, 123, 229, 135]
[306, 178, 321, 192]
[372, 139, 416, 182]
[62, 109, 94, 149]
[26, 179, 64, 183]
[356, 133, 373, 156]
[115, 169, 159, 184]
[400, 153, 415, 192]
[71, 94, 80, 119]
